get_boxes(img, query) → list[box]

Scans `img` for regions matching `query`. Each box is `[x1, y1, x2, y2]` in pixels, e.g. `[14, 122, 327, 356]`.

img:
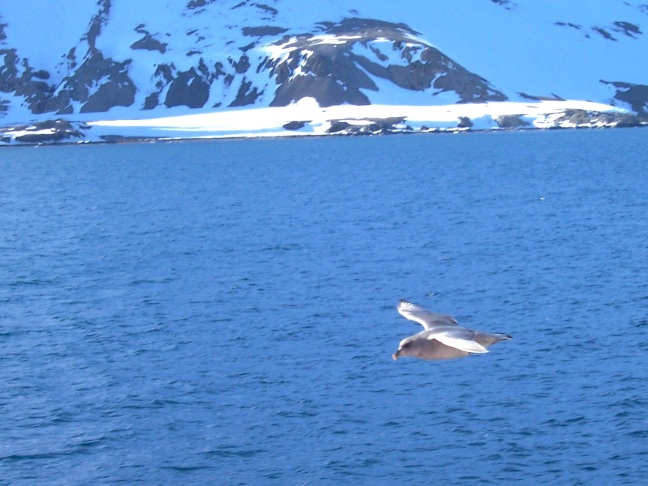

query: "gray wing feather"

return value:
[422, 327, 489, 354]
[397, 299, 458, 330]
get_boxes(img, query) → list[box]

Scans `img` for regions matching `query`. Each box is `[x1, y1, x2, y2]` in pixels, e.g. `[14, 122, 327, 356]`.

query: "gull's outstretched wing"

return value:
[422, 327, 489, 354]
[397, 299, 458, 330]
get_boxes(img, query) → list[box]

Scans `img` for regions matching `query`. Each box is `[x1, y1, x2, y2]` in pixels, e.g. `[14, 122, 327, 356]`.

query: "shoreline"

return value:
[2, 122, 647, 149]
[1, 100, 645, 147]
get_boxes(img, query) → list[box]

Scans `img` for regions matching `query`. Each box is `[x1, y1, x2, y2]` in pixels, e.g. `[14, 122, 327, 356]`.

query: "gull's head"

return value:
[392, 336, 418, 360]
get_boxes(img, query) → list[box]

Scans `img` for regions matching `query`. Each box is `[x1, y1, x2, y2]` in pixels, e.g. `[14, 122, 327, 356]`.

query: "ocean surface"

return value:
[1, 130, 647, 484]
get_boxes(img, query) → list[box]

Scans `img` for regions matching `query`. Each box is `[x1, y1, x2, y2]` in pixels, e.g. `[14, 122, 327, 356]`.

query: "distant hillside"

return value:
[1, 0, 646, 143]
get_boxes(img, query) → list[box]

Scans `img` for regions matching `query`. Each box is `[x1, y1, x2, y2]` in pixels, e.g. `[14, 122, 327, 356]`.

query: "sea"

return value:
[1, 129, 647, 485]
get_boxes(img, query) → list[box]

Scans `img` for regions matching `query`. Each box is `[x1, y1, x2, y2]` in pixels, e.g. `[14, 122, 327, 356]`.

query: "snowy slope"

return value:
[0, 0, 646, 143]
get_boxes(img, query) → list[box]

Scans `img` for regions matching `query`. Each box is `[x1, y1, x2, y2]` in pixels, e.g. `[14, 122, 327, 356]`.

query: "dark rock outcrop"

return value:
[9, 0, 136, 115]
[5, 119, 85, 143]
[611, 21, 642, 38]
[267, 18, 507, 107]
[518, 92, 565, 101]
[283, 120, 308, 130]
[457, 116, 473, 128]
[490, 0, 517, 10]
[555, 109, 642, 127]
[145, 53, 262, 109]
[131, 31, 168, 53]
[496, 115, 530, 128]
[0, 48, 54, 113]
[325, 116, 410, 135]
[242, 26, 288, 37]
[556, 19, 643, 41]
[229, 78, 263, 106]
[165, 68, 211, 108]
[271, 64, 372, 107]
[85, 0, 112, 53]
[46, 52, 136, 114]
[602, 80, 648, 120]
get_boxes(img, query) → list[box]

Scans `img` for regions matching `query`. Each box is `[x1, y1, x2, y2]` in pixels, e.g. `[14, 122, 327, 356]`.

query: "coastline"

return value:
[1, 99, 645, 147]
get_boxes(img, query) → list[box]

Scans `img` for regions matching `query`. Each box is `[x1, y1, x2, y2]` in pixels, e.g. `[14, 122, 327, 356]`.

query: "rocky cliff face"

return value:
[0, 0, 136, 115]
[264, 18, 507, 107]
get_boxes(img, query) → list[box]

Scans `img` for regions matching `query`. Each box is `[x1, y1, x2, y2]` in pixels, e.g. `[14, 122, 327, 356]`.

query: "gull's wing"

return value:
[397, 299, 458, 330]
[422, 327, 489, 354]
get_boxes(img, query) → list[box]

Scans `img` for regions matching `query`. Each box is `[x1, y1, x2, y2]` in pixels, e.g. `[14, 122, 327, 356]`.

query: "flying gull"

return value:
[392, 299, 512, 361]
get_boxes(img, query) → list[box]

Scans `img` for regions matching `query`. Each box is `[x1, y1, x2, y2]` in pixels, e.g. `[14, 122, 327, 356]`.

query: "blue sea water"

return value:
[1, 130, 647, 484]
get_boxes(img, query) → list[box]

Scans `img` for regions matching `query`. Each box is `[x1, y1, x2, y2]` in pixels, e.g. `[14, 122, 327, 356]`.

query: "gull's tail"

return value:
[475, 332, 512, 348]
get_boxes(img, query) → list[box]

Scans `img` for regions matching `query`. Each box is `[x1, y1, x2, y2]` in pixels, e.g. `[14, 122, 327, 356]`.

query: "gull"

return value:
[392, 299, 512, 361]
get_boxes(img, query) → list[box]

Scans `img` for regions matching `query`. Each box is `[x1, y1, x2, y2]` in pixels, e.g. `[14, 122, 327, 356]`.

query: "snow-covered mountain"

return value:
[0, 0, 646, 143]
